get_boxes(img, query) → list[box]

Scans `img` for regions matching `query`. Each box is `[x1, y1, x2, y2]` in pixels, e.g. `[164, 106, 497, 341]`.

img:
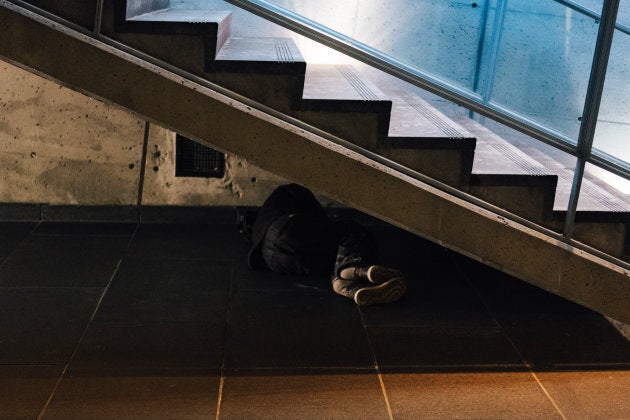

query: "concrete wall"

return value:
[0, 60, 286, 207]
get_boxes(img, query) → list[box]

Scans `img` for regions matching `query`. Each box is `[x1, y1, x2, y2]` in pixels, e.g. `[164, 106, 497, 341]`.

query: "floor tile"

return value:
[43, 368, 220, 420]
[0, 233, 130, 287]
[0, 222, 35, 262]
[232, 263, 332, 293]
[226, 289, 373, 369]
[536, 370, 630, 419]
[70, 322, 225, 370]
[219, 372, 390, 419]
[502, 317, 630, 369]
[94, 258, 231, 323]
[455, 253, 594, 319]
[383, 372, 563, 419]
[360, 262, 496, 329]
[33, 222, 137, 236]
[0, 365, 61, 419]
[0, 287, 102, 364]
[368, 325, 524, 370]
[127, 223, 247, 261]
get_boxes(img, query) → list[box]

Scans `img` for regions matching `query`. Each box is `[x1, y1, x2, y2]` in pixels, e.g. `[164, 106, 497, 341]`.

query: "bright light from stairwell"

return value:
[292, 36, 352, 65]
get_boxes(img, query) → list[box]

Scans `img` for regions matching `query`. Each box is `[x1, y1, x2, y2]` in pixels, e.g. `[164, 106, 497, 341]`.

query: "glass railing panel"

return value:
[263, 0, 490, 91]
[593, 27, 629, 167]
[488, 0, 600, 143]
[619, 0, 630, 26]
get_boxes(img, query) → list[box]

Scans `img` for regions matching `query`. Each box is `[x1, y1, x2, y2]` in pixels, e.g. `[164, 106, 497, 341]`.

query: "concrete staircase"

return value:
[1, 0, 629, 322]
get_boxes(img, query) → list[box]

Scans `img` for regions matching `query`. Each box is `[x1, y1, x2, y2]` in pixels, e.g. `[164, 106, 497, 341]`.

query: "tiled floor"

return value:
[1, 218, 629, 419]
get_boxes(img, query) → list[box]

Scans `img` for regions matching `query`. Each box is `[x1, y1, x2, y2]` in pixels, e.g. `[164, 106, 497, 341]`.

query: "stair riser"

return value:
[108, 33, 211, 74]
[19, 0, 96, 29]
[467, 184, 555, 224]
[379, 148, 474, 187]
[293, 111, 388, 150]
[203, 73, 305, 112]
[548, 221, 627, 259]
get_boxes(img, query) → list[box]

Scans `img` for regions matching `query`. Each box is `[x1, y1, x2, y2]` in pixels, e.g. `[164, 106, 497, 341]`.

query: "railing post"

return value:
[564, 0, 620, 240]
[94, 0, 105, 36]
[478, 0, 508, 109]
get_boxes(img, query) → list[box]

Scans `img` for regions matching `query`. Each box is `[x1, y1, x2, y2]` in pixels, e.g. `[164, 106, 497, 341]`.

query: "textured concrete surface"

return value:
[0, 61, 287, 207]
[0, 61, 145, 205]
[140, 124, 286, 206]
[0, 219, 629, 419]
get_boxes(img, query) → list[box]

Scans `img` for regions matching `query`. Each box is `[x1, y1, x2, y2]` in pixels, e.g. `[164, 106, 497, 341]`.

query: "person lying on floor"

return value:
[246, 183, 406, 306]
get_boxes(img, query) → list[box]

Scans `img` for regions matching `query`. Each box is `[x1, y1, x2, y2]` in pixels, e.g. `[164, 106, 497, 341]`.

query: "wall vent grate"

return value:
[175, 134, 225, 178]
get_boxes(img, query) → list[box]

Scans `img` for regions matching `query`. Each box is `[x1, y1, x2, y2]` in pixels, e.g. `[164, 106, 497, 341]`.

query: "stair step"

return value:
[553, 166, 630, 218]
[125, 9, 232, 35]
[103, 3, 232, 74]
[450, 118, 556, 222]
[387, 91, 476, 149]
[294, 64, 391, 149]
[356, 88, 474, 186]
[465, 120, 554, 178]
[301, 64, 391, 112]
[209, 37, 306, 74]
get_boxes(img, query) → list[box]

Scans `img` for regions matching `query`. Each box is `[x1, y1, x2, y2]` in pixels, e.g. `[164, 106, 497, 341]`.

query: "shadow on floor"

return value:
[1, 219, 629, 419]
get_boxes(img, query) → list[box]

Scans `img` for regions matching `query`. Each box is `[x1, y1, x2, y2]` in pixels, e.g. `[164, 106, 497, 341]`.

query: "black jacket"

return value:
[247, 184, 328, 270]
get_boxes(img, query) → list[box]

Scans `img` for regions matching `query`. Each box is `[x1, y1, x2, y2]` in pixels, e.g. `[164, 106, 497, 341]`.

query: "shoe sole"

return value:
[367, 266, 404, 284]
[354, 277, 407, 306]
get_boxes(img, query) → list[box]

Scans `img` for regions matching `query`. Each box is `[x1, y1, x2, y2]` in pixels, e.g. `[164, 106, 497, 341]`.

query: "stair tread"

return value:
[128, 9, 231, 23]
[457, 119, 630, 215]
[215, 37, 305, 64]
[387, 90, 475, 148]
[545, 158, 630, 215]
[459, 118, 553, 178]
[301, 64, 390, 110]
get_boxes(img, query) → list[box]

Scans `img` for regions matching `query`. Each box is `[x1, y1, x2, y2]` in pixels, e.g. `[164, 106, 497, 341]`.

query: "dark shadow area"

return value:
[1, 216, 629, 418]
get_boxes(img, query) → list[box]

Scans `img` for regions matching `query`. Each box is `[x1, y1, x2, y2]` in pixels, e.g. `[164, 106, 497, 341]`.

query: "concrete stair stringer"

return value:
[1, 2, 629, 323]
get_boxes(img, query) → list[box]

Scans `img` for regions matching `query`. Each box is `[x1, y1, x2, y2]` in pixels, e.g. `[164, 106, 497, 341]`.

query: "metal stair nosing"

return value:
[2, 2, 630, 324]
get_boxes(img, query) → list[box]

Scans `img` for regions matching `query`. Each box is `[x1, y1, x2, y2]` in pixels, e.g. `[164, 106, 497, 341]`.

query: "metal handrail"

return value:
[553, 0, 630, 35]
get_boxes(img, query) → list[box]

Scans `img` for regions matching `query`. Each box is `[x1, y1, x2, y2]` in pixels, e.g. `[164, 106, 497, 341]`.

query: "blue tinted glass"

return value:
[269, 0, 487, 90]
[575, 0, 603, 14]
[619, 0, 630, 26]
[489, 0, 599, 141]
[594, 28, 630, 165]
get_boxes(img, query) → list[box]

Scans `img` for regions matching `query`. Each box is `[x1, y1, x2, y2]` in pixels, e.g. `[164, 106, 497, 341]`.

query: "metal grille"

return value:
[175, 134, 225, 178]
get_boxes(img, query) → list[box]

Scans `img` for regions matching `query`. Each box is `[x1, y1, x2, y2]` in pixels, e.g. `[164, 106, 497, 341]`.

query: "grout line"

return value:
[215, 376, 225, 420]
[451, 254, 568, 420]
[37, 258, 123, 419]
[530, 369, 568, 420]
[36, 223, 139, 419]
[0, 221, 42, 270]
[215, 259, 237, 420]
[357, 308, 394, 420]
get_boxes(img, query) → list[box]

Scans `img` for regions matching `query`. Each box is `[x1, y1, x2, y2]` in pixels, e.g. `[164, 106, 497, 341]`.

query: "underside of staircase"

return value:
[1, 0, 629, 323]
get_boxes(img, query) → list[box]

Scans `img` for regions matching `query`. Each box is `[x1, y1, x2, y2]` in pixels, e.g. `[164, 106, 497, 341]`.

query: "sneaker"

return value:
[354, 276, 407, 306]
[366, 265, 404, 284]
